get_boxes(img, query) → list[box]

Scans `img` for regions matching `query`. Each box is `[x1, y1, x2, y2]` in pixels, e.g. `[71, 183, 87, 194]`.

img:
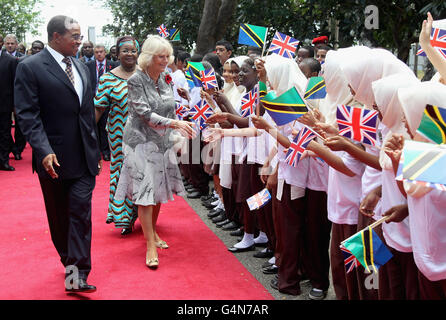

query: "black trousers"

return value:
[38, 171, 96, 280]
[98, 108, 110, 158]
[12, 112, 26, 155]
[0, 112, 13, 165]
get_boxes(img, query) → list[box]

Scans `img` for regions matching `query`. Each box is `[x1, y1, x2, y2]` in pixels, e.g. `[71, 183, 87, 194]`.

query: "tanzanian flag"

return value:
[261, 87, 308, 126]
[417, 105, 446, 145]
[343, 227, 393, 274]
[187, 61, 205, 87]
[402, 140, 446, 186]
[169, 29, 180, 41]
[304, 76, 327, 100]
[185, 70, 195, 89]
[259, 81, 267, 98]
[238, 23, 268, 48]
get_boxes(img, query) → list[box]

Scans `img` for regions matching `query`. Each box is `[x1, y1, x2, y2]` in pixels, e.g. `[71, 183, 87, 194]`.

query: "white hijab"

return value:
[341, 48, 414, 107]
[319, 47, 370, 125]
[264, 53, 307, 96]
[371, 74, 419, 170]
[397, 81, 446, 137]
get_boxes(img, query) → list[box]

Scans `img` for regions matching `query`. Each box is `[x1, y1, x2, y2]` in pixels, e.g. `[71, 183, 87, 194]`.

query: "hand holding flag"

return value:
[246, 188, 271, 211]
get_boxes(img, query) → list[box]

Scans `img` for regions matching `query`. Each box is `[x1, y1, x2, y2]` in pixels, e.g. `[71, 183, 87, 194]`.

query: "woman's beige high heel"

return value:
[155, 240, 169, 249]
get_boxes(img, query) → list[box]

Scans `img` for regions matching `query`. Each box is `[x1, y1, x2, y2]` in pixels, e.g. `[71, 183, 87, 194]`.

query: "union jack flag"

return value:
[246, 188, 271, 211]
[240, 85, 259, 118]
[340, 244, 360, 273]
[157, 24, 170, 38]
[285, 127, 316, 167]
[200, 68, 218, 90]
[417, 26, 446, 59]
[188, 99, 214, 130]
[336, 105, 378, 146]
[268, 31, 299, 59]
[175, 103, 189, 120]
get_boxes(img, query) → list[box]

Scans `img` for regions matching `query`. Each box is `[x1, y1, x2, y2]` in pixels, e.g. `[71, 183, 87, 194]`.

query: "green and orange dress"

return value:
[95, 72, 137, 228]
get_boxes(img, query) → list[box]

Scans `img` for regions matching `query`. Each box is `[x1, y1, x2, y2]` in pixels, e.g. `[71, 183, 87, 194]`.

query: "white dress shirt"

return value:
[47, 45, 83, 105]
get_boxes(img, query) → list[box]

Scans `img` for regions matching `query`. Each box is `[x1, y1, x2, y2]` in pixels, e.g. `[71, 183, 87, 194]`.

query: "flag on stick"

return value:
[336, 105, 378, 146]
[238, 23, 268, 48]
[261, 86, 308, 126]
[157, 24, 170, 38]
[240, 85, 259, 118]
[342, 226, 393, 273]
[175, 103, 189, 120]
[416, 26, 446, 59]
[417, 105, 446, 145]
[188, 98, 214, 130]
[304, 76, 327, 100]
[285, 127, 316, 167]
[200, 68, 218, 90]
[187, 61, 205, 87]
[246, 188, 271, 211]
[268, 31, 299, 59]
[169, 28, 180, 41]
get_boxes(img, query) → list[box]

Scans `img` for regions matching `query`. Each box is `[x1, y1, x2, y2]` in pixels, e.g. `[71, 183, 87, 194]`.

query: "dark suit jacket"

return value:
[86, 59, 117, 91]
[0, 51, 18, 113]
[14, 48, 101, 179]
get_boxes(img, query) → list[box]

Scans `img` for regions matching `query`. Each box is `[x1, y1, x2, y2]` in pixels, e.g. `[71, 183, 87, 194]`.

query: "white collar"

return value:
[47, 45, 68, 64]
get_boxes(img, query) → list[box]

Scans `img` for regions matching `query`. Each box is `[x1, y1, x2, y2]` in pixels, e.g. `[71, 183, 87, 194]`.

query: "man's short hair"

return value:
[32, 40, 45, 47]
[315, 44, 332, 52]
[301, 58, 321, 74]
[300, 45, 315, 58]
[94, 44, 106, 50]
[247, 46, 262, 56]
[5, 34, 18, 43]
[176, 50, 191, 63]
[215, 40, 233, 52]
[47, 15, 78, 42]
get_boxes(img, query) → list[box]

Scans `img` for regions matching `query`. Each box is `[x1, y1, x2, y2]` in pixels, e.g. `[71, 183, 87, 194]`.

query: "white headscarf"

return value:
[264, 53, 307, 96]
[371, 73, 420, 133]
[397, 81, 446, 137]
[341, 48, 414, 107]
[226, 56, 249, 107]
[320, 46, 370, 125]
[371, 74, 419, 170]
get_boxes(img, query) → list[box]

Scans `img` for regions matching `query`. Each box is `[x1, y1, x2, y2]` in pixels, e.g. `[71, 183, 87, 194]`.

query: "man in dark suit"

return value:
[86, 45, 117, 161]
[14, 15, 101, 293]
[78, 41, 94, 63]
[0, 47, 18, 171]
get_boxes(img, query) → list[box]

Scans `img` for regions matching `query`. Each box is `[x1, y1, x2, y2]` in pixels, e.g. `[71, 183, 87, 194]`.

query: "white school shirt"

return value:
[327, 150, 365, 225]
[247, 112, 276, 165]
[307, 141, 329, 192]
[47, 45, 83, 105]
[276, 121, 309, 200]
[360, 145, 383, 220]
[381, 168, 412, 253]
[407, 189, 446, 281]
[171, 69, 189, 105]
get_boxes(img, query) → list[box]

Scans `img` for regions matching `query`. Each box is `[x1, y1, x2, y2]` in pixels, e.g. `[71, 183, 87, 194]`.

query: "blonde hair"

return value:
[138, 35, 174, 71]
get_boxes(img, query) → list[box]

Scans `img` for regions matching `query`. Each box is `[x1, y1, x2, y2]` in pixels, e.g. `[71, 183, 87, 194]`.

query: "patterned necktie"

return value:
[98, 62, 104, 79]
[62, 57, 75, 86]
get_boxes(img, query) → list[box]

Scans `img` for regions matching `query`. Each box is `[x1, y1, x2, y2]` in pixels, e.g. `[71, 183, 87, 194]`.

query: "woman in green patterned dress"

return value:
[95, 36, 139, 235]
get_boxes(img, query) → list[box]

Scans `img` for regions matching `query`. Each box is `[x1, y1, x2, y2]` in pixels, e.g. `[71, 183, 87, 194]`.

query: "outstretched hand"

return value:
[204, 127, 224, 143]
[419, 12, 434, 50]
[324, 135, 350, 152]
[251, 115, 272, 131]
[206, 112, 229, 124]
[383, 133, 404, 164]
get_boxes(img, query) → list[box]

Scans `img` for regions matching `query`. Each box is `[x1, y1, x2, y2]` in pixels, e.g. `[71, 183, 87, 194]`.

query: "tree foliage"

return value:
[101, 0, 446, 62]
[0, 0, 42, 41]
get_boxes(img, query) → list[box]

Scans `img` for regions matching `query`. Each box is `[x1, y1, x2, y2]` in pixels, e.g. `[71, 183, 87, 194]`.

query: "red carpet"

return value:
[0, 145, 272, 300]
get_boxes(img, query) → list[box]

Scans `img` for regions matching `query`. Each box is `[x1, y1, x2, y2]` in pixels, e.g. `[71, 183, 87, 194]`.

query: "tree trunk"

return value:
[195, 0, 237, 55]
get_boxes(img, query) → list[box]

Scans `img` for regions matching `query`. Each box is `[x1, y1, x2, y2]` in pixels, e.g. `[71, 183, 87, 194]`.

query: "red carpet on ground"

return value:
[0, 145, 272, 300]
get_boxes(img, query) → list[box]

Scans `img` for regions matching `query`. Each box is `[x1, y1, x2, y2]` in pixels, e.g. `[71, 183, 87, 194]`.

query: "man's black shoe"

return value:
[263, 264, 278, 274]
[229, 228, 243, 237]
[270, 278, 279, 290]
[187, 190, 203, 199]
[65, 279, 97, 293]
[207, 209, 224, 218]
[201, 194, 213, 202]
[308, 288, 327, 300]
[222, 221, 239, 231]
[262, 261, 273, 269]
[253, 248, 274, 258]
[227, 244, 256, 253]
[215, 219, 230, 227]
[13, 153, 22, 160]
[211, 214, 226, 223]
[0, 163, 15, 171]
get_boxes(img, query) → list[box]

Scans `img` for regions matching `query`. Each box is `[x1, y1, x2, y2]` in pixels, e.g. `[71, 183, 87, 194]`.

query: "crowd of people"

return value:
[1, 12, 446, 300]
